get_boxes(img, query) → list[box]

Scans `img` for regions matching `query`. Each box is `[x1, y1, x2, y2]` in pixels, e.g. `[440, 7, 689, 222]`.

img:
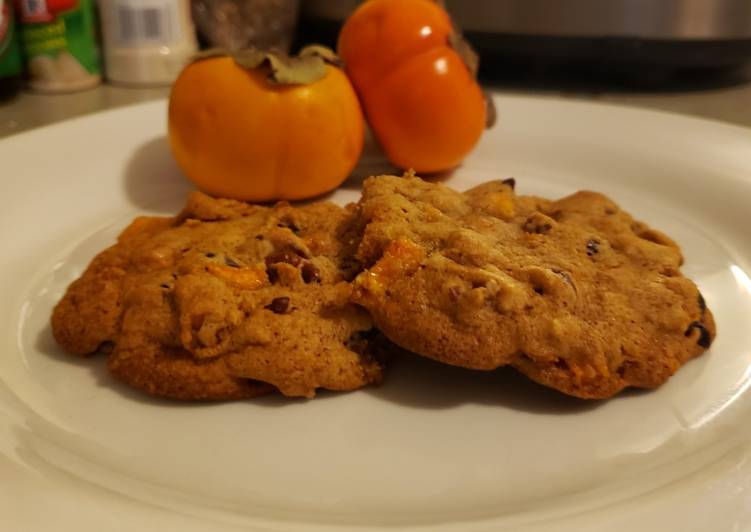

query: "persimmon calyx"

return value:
[447, 32, 479, 78]
[191, 45, 342, 85]
[444, 24, 496, 129]
[298, 45, 345, 68]
[484, 92, 497, 128]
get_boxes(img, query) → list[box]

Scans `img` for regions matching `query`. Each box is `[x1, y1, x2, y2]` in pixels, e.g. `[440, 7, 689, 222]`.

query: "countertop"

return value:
[0, 85, 170, 138]
[1, 72, 751, 138]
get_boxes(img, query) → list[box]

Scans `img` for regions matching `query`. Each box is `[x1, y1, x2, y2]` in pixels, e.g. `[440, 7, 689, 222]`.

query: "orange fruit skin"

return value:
[338, 0, 453, 89]
[362, 48, 486, 173]
[168, 57, 365, 201]
[338, 0, 487, 173]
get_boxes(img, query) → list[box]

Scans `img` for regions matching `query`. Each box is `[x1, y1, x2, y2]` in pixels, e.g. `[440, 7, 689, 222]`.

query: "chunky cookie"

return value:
[351, 175, 715, 399]
[52, 192, 384, 400]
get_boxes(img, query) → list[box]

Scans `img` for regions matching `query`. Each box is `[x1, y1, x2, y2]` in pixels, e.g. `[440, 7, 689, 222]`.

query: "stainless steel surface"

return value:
[451, 0, 751, 39]
[304, 0, 751, 39]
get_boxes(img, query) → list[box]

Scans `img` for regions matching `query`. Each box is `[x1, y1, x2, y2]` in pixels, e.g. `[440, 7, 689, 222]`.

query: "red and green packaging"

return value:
[15, 0, 100, 92]
[0, 0, 23, 84]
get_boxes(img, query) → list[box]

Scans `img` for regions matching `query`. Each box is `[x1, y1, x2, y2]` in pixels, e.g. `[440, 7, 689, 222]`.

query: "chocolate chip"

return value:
[205, 252, 216, 258]
[586, 239, 600, 256]
[605, 208, 616, 215]
[685, 321, 712, 348]
[265, 249, 315, 284]
[265, 297, 290, 314]
[254, 235, 264, 240]
[533, 286, 544, 295]
[224, 257, 241, 268]
[159, 283, 170, 289]
[301, 262, 321, 284]
[265, 250, 303, 268]
[502, 177, 516, 190]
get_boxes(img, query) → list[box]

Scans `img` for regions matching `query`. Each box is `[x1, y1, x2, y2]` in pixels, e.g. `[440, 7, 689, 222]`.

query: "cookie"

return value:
[351, 175, 715, 399]
[52, 192, 384, 400]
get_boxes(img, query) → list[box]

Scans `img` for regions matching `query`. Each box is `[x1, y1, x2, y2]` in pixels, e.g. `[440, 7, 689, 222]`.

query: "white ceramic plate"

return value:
[2, 95, 751, 532]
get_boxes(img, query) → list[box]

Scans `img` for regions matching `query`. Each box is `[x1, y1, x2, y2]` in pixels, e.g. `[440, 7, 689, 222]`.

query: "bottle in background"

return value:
[0, 0, 23, 98]
[15, 0, 101, 93]
[98, 0, 197, 86]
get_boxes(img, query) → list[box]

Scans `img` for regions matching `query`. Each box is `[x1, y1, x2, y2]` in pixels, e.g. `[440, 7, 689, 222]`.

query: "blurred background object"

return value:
[0, 0, 23, 99]
[301, 0, 751, 86]
[15, 0, 101, 93]
[192, 0, 299, 52]
[98, 0, 197, 86]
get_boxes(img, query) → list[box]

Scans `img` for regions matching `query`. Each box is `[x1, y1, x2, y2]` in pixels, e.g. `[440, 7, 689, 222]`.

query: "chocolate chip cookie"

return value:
[351, 175, 715, 399]
[52, 192, 384, 400]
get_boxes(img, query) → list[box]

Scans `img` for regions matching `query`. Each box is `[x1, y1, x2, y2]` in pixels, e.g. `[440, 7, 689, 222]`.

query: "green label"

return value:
[0, 1, 23, 78]
[20, 0, 100, 75]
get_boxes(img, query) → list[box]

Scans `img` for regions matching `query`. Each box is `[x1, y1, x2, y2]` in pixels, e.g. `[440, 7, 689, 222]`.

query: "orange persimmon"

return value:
[168, 48, 365, 201]
[338, 0, 488, 173]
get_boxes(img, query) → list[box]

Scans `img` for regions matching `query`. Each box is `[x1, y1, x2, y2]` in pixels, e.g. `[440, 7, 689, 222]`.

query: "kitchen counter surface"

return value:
[1, 73, 750, 138]
[0, 85, 170, 138]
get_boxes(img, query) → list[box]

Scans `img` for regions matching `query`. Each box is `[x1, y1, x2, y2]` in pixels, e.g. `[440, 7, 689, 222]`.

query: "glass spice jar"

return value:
[98, 0, 198, 86]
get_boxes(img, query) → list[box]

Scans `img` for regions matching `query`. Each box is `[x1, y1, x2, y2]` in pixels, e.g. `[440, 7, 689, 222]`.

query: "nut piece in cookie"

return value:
[351, 175, 715, 399]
